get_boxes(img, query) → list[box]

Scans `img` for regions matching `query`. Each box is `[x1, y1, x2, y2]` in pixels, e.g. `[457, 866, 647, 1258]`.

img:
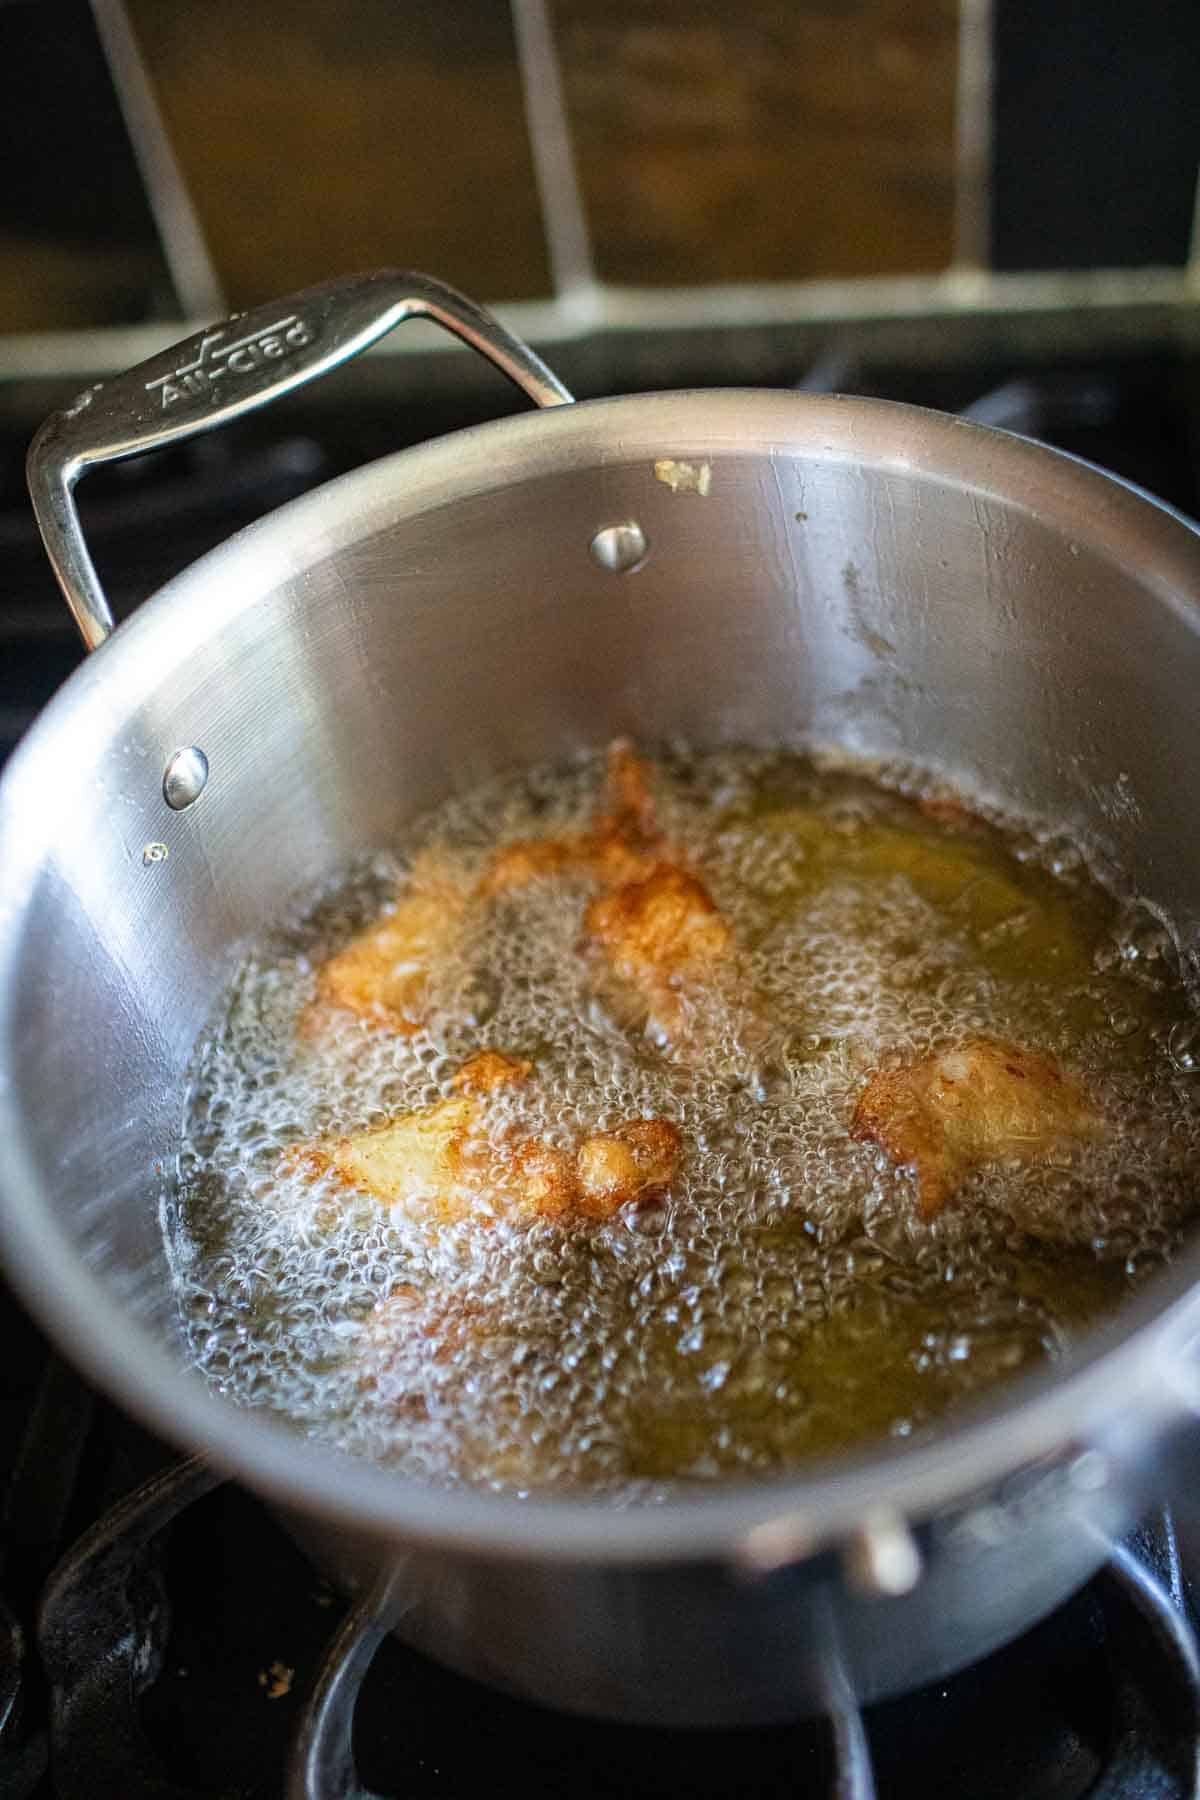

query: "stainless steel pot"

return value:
[4, 270, 1200, 1732]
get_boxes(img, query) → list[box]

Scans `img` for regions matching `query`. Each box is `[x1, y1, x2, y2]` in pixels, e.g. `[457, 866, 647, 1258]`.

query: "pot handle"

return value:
[26, 269, 574, 651]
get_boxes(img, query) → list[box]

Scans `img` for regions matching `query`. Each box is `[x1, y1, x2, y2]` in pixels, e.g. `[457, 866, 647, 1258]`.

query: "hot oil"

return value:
[168, 748, 1200, 1494]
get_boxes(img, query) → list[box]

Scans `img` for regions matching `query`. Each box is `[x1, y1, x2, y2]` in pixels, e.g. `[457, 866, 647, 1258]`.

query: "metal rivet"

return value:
[142, 842, 169, 866]
[589, 521, 648, 574]
[844, 1511, 923, 1597]
[163, 746, 209, 811]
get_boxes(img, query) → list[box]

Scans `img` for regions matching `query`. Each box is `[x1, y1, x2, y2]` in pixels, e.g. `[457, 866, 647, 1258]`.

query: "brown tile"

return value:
[552, 0, 959, 285]
[123, 0, 551, 307]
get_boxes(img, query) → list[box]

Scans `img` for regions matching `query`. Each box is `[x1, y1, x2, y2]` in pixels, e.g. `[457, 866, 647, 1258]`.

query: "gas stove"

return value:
[2, 351, 1199, 1798]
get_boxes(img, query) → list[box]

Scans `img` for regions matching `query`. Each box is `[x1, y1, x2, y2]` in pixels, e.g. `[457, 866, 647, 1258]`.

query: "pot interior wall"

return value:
[3, 393, 1200, 1359]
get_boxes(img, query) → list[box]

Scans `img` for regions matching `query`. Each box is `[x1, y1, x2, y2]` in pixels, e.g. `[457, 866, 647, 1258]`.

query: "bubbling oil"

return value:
[169, 747, 1200, 1494]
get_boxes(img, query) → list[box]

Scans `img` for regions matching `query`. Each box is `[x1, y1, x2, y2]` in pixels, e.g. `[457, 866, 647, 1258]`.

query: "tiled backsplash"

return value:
[121, 0, 551, 308]
[0, 0, 1195, 338]
[551, 0, 958, 285]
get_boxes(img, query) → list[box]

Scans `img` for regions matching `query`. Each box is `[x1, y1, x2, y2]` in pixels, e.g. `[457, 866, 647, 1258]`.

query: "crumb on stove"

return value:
[258, 1660, 294, 1699]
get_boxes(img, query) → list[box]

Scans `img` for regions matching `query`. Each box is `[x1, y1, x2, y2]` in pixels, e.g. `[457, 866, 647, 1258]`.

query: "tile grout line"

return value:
[953, 0, 994, 278]
[3, 267, 1195, 382]
[87, 0, 227, 323]
[509, 0, 598, 319]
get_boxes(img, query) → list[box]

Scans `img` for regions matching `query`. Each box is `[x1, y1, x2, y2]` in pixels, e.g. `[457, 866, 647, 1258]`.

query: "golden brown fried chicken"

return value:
[482, 744, 766, 1061]
[279, 1048, 530, 1220]
[278, 1093, 480, 1222]
[507, 1116, 683, 1221]
[479, 740, 664, 897]
[302, 741, 760, 1060]
[573, 1118, 682, 1219]
[586, 864, 732, 974]
[851, 1037, 1102, 1219]
[584, 862, 739, 1052]
[475, 837, 583, 894]
[451, 1049, 533, 1094]
[304, 744, 670, 1042]
[505, 1138, 578, 1218]
[280, 1053, 681, 1225]
[596, 737, 659, 847]
[300, 850, 468, 1038]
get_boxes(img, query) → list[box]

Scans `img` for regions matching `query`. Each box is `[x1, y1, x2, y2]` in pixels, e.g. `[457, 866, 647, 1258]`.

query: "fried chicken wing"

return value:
[279, 1093, 480, 1221]
[574, 1118, 682, 1219]
[586, 864, 732, 973]
[595, 738, 659, 847]
[505, 1138, 579, 1219]
[584, 862, 739, 1052]
[301, 849, 469, 1038]
[479, 740, 664, 897]
[451, 1049, 533, 1094]
[851, 1037, 1102, 1219]
[281, 1053, 681, 1225]
[279, 1051, 529, 1221]
[303, 744, 676, 1044]
[505, 1116, 683, 1221]
[303, 741, 764, 1062]
[477, 837, 584, 894]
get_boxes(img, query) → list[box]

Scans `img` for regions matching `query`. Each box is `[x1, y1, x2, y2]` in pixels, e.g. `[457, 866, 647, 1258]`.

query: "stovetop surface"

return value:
[1, 347, 1199, 1796]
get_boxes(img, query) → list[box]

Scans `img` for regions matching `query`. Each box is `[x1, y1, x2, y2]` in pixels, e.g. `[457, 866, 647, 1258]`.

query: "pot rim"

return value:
[3, 388, 1200, 1566]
